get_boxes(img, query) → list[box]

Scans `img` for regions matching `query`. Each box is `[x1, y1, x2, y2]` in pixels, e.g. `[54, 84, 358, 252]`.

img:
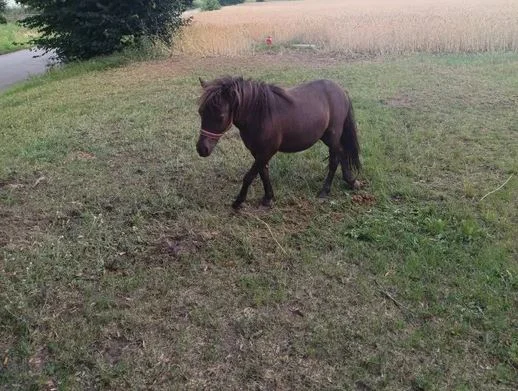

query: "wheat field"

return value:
[174, 0, 518, 56]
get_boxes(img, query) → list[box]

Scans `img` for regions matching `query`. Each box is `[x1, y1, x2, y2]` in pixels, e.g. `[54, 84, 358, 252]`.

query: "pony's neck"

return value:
[230, 79, 284, 132]
[232, 106, 274, 133]
[232, 114, 258, 133]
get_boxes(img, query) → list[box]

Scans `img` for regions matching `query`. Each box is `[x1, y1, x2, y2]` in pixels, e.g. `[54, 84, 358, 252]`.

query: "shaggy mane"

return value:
[199, 76, 292, 126]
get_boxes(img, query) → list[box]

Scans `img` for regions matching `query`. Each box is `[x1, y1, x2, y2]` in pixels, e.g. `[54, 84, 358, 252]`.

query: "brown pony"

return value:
[196, 76, 361, 209]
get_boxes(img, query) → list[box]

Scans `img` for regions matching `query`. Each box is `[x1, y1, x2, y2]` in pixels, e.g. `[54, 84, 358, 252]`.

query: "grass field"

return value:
[0, 23, 34, 54]
[176, 0, 518, 55]
[1, 51, 517, 389]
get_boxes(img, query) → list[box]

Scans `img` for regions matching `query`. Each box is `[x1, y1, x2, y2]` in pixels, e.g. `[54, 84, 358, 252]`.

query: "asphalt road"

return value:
[0, 8, 197, 93]
[0, 49, 57, 91]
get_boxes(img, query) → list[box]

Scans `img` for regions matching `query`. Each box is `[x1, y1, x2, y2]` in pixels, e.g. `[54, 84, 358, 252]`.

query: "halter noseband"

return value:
[200, 118, 233, 141]
[200, 129, 226, 140]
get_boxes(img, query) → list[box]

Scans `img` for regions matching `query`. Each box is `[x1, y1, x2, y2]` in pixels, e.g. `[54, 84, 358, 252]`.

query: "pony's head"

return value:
[196, 77, 235, 157]
[196, 76, 291, 157]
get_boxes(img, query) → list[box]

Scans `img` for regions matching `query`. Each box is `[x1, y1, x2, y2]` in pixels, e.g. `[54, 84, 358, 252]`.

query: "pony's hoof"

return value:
[261, 198, 273, 208]
[232, 200, 243, 210]
[346, 180, 361, 190]
[318, 190, 330, 198]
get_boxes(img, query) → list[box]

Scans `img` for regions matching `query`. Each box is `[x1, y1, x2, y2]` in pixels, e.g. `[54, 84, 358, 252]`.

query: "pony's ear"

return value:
[199, 77, 207, 88]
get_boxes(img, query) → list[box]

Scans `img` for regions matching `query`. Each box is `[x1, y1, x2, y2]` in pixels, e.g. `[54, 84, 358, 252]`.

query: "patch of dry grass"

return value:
[175, 0, 518, 55]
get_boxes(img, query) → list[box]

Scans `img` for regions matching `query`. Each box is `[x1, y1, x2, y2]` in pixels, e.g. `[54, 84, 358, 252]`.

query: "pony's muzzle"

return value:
[197, 144, 210, 157]
[196, 136, 217, 157]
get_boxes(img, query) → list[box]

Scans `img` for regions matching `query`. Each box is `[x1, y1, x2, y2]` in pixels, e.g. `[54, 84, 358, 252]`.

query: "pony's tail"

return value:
[341, 98, 361, 173]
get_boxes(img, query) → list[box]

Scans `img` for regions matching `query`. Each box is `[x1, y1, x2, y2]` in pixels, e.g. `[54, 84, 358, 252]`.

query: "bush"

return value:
[201, 0, 221, 11]
[0, 0, 7, 24]
[17, 0, 191, 61]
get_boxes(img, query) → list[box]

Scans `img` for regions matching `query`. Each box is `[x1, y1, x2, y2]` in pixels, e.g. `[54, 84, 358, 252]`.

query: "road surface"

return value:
[0, 49, 57, 92]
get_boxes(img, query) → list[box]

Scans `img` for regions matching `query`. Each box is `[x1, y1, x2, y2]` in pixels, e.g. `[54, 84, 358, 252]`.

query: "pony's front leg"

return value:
[232, 161, 260, 209]
[259, 163, 274, 207]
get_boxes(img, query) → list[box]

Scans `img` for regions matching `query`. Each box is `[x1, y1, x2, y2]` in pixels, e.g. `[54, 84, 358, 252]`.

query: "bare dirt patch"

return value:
[0, 209, 51, 251]
[111, 52, 374, 84]
[383, 93, 414, 108]
[351, 193, 377, 206]
[28, 346, 49, 374]
[65, 150, 96, 162]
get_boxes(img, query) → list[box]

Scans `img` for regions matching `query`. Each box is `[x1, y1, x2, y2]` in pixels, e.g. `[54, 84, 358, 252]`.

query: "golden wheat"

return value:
[174, 0, 518, 56]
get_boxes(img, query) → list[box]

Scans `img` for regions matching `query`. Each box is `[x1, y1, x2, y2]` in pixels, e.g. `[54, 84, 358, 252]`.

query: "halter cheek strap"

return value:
[200, 118, 233, 141]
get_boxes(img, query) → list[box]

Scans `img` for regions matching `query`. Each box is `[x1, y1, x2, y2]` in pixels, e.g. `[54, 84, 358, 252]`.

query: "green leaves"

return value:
[17, 0, 191, 61]
[0, 0, 7, 24]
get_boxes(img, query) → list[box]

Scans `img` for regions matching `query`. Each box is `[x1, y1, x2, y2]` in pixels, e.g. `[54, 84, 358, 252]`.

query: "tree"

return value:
[220, 0, 245, 5]
[0, 0, 7, 24]
[17, 0, 191, 61]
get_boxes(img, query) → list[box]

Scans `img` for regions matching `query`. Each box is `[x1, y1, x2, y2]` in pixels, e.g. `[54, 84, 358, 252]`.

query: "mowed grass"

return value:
[176, 0, 518, 56]
[1, 52, 517, 390]
[0, 23, 35, 54]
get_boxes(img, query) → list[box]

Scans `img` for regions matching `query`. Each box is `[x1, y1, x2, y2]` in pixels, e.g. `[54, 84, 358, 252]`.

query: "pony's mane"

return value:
[199, 76, 292, 126]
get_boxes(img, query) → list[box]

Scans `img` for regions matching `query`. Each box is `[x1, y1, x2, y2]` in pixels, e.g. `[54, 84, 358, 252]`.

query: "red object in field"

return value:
[266, 36, 273, 46]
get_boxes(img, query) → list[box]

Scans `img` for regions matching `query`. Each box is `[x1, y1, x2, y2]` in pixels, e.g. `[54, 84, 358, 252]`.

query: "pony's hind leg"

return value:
[322, 130, 360, 191]
[319, 150, 339, 197]
[340, 157, 361, 189]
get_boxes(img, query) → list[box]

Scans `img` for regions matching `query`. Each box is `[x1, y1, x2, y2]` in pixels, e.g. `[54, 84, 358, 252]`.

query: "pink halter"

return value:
[200, 129, 226, 140]
[200, 118, 233, 140]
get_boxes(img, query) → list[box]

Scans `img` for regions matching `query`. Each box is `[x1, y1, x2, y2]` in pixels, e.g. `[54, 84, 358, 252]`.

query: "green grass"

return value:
[1, 52, 517, 390]
[0, 22, 34, 54]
